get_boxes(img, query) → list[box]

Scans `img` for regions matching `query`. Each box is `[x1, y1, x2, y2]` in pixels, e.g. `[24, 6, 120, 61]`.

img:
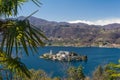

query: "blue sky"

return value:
[18, 0, 120, 25]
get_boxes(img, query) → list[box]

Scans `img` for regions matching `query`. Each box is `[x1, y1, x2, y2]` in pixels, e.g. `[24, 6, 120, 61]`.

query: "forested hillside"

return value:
[19, 16, 120, 47]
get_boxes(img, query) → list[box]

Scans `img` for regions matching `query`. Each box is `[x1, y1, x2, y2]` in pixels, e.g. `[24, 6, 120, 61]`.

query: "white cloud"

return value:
[68, 18, 120, 25]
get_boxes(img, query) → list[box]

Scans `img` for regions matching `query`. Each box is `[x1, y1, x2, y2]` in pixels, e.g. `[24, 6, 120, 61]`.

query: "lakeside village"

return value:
[40, 50, 87, 62]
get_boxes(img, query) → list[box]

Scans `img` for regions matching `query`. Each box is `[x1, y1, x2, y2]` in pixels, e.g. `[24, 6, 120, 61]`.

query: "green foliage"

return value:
[21, 69, 47, 80]
[0, 73, 2, 80]
[67, 65, 85, 80]
[13, 69, 61, 80]
[1, 19, 47, 56]
[92, 62, 120, 80]
[105, 61, 120, 80]
[0, 51, 31, 78]
[92, 65, 110, 80]
[0, 0, 41, 17]
[53, 77, 61, 80]
[0, 0, 46, 79]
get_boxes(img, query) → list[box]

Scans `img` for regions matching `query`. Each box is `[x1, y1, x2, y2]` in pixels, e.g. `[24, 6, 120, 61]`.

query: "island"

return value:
[40, 50, 87, 62]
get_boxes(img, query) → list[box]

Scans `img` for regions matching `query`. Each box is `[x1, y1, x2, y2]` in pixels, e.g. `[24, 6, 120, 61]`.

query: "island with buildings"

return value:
[40, 50, 87, 62]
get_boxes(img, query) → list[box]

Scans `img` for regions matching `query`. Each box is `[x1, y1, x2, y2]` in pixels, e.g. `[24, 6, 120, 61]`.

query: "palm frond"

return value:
[31, 0, 42, 7]
[0, 0, 41, 17]
[0, 50, 31, 78]
[1, 19, 47, 56]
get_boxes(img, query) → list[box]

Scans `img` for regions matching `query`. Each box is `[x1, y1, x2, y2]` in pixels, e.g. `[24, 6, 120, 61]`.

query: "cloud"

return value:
[68, 18, 120, 25]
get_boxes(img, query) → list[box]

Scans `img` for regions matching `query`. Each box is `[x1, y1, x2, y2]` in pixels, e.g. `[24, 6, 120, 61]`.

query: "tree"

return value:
[12, 69, 61, 80]
[92, 65, 109, 80]
[92, 63, 120, 80]
[67, 66, 85, 80]
[0, 0, 47, 79]
[21, 69, 49, 80]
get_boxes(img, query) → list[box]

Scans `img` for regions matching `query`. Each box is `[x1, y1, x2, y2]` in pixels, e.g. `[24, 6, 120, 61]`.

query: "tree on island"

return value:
[0, 0, 47, 79]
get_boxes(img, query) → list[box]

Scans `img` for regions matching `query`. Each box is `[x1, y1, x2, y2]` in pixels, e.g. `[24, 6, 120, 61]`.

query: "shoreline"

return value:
[45, 44, 120, 49]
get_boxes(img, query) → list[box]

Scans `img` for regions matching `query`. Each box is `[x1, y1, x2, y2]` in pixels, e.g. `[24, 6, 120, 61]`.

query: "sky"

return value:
[18, 0, 120, 25]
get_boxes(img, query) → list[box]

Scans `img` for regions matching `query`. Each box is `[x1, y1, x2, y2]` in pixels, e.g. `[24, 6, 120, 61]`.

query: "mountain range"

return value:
[18, 16, 120, 47]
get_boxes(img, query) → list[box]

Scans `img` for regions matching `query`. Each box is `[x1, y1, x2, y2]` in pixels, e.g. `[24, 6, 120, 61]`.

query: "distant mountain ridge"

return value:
[18, 16, 120, 28]
[18, 16, 120, 47]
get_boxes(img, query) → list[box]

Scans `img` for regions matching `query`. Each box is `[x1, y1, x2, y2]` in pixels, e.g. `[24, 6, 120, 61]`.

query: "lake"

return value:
[21, 46, 120, 77]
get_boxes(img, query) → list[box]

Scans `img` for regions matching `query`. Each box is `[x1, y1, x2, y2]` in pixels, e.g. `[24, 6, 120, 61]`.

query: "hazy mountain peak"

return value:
[68, 18, 120, 25]
[17, 16, 120, 28]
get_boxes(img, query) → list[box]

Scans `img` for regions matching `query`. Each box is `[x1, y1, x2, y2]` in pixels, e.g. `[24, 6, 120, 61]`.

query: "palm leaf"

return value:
[0, 50, 31, 78]
[1, 19, 47, 56]
[0, 0, 41, 17]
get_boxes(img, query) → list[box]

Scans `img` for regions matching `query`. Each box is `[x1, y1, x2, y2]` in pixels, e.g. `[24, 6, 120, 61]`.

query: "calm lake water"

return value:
[21, 46, 120, 77]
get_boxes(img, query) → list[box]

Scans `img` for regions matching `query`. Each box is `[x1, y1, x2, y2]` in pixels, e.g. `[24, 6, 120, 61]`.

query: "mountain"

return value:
[104, 23, 120, 29]
[18, 16, 120, 47]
